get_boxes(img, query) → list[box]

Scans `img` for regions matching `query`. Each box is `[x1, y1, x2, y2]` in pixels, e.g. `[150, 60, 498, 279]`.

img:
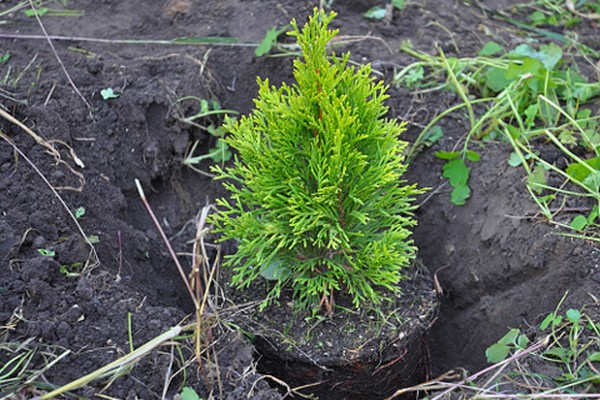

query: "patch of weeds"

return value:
[482, 296, 600, 396]
[59, 261, 83, 277]
[0, 342, 69, 397]
[364, 0, 406, 20]
[509, 0, 600, 28]
[396, 39, 600, 232]
[173, 97, 238, 175]
[0, 53, 41, 103]
[486, 328, 531, 363]
[539, 303, 600, 389]
[416, 297, 599, 399]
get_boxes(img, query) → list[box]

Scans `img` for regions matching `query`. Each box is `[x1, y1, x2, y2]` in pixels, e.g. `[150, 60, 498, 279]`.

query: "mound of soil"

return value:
[1, 0, 599, 399]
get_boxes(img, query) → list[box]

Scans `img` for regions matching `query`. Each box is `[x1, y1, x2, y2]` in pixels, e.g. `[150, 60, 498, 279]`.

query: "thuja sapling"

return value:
[213, 9, 423, 314]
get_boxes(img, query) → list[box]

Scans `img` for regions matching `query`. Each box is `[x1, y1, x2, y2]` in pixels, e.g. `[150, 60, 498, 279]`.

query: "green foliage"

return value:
[75, 206, 86, 219]
[364, 6, 387, 20]
[363, 0, 406, 20]
[180, 387, 203, 400]
[23, 6, 84, 18]
[175, 97, 238, 171]
[397, 39, 600, 226]
[435, 150, 480, 206]
[100, 87, 119, 100]
[213, 9, 422, 313]
[255, 25, 289, 57]
[485, 328, 530, 363]
[485, 300, 600, 393]
[37, 248, 55, 257]
[539, 300, 600, 389]
[511, 0, 600, 28]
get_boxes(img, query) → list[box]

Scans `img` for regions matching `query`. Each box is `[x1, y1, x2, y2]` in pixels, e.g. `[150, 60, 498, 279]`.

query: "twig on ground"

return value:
[27, 0, 93, 116]
[0, 125, 99, 271]
[135, 179, 199, 310]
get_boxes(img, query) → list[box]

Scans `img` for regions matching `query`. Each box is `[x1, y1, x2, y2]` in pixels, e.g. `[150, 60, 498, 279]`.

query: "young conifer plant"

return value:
[213, 9, 422, 314]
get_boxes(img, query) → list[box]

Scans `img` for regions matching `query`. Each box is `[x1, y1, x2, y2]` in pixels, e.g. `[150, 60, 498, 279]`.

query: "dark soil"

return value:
[1, 0, 599, 399]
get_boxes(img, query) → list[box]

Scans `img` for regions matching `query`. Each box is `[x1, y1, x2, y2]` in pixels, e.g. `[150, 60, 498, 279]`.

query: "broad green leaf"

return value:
[508, 152, 524, 167]
[180, 387, 202, 400]
[24, 7, 49, 17]
[552, 315, 563, 326]
[583, 172, 600, 192]
[574, 83, 600, 102]
[570, 215, 588, 232]
[529, 11, 547, 25]
[544, 347, 569, 361]
[423, 125, 443, 146]
[260, 257, 288, 281]
[207, 124, 227, 138]
[509, 44, 537, 59]
[528, 164, 547, 194]
[524, 104, 538, 128]
[466, 150, 481, 162]
[485, 67, 512, 92]
[0, 53, 9, 63]
[100, 88, 119, 100]
[589, 352, 600, 362]
[521, 57, 543, 76]
[450, 184, 470, 206]
[443, 158, 469, 186]
[558, 130, 578, 147]
[364, 6, 387, 20]
[506, 124, 521, 140]
[508, 43, 562, 70]
[255, 26, 288, 57]
[566, 156, 600, 182]
[566, 309, 581, 323]
[498, 328, 520, 345]
[538, 42, 563, 69]
[517, 334, 530, 348]
[486, 342, 510, 363]
[540, 312, 556, 330]
[391, 0, 406, 10]
[434, 151, 460, 160]
[200, 99, 209, 114]
[479, 41, 504, 56]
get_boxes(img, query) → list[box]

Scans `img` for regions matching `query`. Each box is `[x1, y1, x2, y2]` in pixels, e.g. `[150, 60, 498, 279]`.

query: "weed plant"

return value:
[213, 9, 422, 314]
[483, 296, 600, 396]
[396, 39, 600, 235]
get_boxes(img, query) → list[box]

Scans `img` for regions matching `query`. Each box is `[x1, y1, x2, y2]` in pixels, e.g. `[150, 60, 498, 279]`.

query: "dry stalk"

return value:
[0, 108, 85, 191]
[0, 122, 98, 271]
[27, 0, 93, 115]
[135, 182, 224, 392]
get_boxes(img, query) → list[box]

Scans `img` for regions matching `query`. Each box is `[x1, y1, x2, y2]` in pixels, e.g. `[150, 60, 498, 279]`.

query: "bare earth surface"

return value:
[1, 0, 599, 399]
